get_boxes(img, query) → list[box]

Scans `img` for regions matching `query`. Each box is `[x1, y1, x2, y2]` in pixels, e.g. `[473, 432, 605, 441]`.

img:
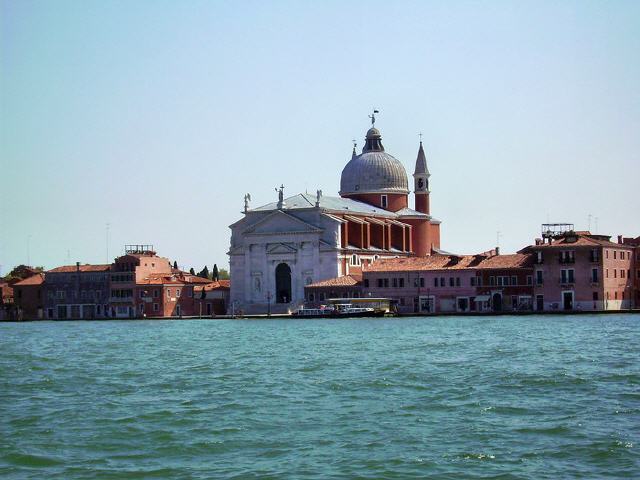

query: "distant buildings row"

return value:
[1, 245, 229, 321]
[303, 227, 640, 314]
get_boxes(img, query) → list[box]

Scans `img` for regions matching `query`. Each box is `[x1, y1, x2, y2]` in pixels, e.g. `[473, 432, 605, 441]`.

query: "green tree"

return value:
[218, 268, 230, 280]
[189, 267, 196, 275]
[198, 266, 210, 279]
[173, 260, 178, 270]
[212, 264, 219, 281]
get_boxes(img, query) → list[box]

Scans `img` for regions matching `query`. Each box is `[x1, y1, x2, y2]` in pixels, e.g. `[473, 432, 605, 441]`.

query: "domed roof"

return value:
[340, 127, 409, 195]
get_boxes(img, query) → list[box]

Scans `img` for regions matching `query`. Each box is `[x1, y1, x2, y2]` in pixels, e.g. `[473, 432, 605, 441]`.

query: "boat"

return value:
[291, 303, 386, 318]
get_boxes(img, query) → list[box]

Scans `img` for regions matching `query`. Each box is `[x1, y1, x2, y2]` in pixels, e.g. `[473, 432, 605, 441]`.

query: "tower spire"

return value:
[413, 135, 431, 214]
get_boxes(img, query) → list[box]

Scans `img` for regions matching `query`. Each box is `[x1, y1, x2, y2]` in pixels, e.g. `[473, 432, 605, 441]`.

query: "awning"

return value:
[474, 295, 490, 302]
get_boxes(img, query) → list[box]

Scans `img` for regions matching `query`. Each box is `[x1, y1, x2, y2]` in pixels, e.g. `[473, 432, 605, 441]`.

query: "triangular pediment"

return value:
[243, 210, 322, 235]
[267, 243, 298, 254]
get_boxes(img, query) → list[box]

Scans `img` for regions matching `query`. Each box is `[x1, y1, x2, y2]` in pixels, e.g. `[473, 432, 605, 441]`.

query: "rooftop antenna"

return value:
[588, 214, 592, 232]
[595, 217, 599, 234]
[419, 132, 423, 143]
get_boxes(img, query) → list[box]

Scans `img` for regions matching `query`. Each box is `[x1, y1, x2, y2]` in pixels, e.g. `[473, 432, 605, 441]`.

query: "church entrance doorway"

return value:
[275, 263, 292, 303]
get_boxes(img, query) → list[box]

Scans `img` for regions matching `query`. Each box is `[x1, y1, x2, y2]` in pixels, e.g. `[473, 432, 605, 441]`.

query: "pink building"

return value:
[522, 228, 636, 311]
[363, 255, 486, 313]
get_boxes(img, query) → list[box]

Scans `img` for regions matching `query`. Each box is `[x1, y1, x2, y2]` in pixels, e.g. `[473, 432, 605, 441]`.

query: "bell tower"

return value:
[413, 138, 430, 214]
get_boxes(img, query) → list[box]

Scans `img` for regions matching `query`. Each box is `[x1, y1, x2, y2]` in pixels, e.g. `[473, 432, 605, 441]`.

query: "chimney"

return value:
[76, 261, 80, 273]
[618, 235, 623, 244]
[495, 247, 500, 255]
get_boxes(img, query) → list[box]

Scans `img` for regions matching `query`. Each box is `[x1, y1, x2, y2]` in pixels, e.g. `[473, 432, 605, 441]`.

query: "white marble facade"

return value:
[229, 203, 343, 314]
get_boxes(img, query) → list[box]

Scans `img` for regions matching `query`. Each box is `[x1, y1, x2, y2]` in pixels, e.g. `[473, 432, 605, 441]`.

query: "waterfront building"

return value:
[229, 119, 442, 314]
[194, 280, 231, 316]
[522, 226, 636, 311]
[475, 253, 535, 312]
[304, 275, 363, 304]
[360, 252, 533, 313]
[109, 245, 172, 318]
[43, 263, 110, 319]
[12, 273, 44, 320]
[0, 281, 14, 320]
[135, 272, 197, 318]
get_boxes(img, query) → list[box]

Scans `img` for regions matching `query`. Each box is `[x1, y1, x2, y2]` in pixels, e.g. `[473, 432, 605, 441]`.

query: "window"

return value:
[449, 277, 454, 287]
[526, 275, 532, 285]
[455, 277, 461, 287]
[381, 195, 388, 208]
[490, 276, 496, 286]
[591, 268, 598, 283]
[377, 279, 383, 288]
[614, 251, 617, 260]
[154, 289, 159, 298]
[383, 278, 389, 288]
[434, 277, 438, 287]
[614, 270, 617, 279]
[606, 269, 609, 278]
[606, 250, 609, 259]
[561, 269, 574, 283]
[511, 276, 517, 286]
[621, 270, 625, 279]
[176, 288, 181, 297]
[590, 249, 599, 262]
[440, 277, 445, 287]
[167, 289, 171, 298]
[399, 278, 404, 288]
[536, 271, 543, 285]
[470, 277, 476, 287]
[593, 292, 598, 301]
[477, 277, 482, 287]
[497, 277, 503, 286]
[153, 303, 159, 312]
[536, 251, 543, 264]
[420, 277, 425, 288]
[392, 278, 398, 288]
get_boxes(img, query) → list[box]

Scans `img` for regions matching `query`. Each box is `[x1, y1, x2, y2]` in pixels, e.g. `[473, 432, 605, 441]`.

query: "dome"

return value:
[340, 151, 409, 195]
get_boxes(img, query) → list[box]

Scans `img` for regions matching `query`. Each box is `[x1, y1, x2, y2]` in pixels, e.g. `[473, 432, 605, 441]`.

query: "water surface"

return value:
[1, 315, 639, 479]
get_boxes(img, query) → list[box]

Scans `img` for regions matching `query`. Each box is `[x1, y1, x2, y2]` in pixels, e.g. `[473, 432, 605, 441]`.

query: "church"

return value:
[228, 116, 442, 313]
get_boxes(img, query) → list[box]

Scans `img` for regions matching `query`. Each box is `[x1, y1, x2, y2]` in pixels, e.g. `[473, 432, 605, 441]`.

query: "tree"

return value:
[198, 266, 209, 279]
[189, 268, 196, 275]
[218, 268, 230, 280]
[173, 260, 178, 270]
[212, 264, 219, 281]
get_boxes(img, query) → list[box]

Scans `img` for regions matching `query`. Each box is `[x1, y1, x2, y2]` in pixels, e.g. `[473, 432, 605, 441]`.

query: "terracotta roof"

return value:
[364, 253, 534, 273]
[47, 264, 111, 273]
[194, 280, 230, 292]
[14, 273, 45, 286]
[529, 234, 632, 249]
[137, 273, 187, 286]
[307, 275, 361, 288]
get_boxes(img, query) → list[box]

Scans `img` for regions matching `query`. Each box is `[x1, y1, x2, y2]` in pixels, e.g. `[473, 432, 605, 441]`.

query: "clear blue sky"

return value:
[1, 0, 639, 274]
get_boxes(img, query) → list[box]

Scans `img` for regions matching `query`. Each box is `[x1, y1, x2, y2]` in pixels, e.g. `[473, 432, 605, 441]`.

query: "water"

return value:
[1, 315, 638, 479]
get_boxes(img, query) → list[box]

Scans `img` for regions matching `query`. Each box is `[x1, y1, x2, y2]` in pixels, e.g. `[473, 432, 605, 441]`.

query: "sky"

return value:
[1, 0, 639, 275]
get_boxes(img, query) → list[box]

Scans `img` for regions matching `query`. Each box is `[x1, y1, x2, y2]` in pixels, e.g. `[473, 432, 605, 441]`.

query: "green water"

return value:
[1, 315, 638, 479]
